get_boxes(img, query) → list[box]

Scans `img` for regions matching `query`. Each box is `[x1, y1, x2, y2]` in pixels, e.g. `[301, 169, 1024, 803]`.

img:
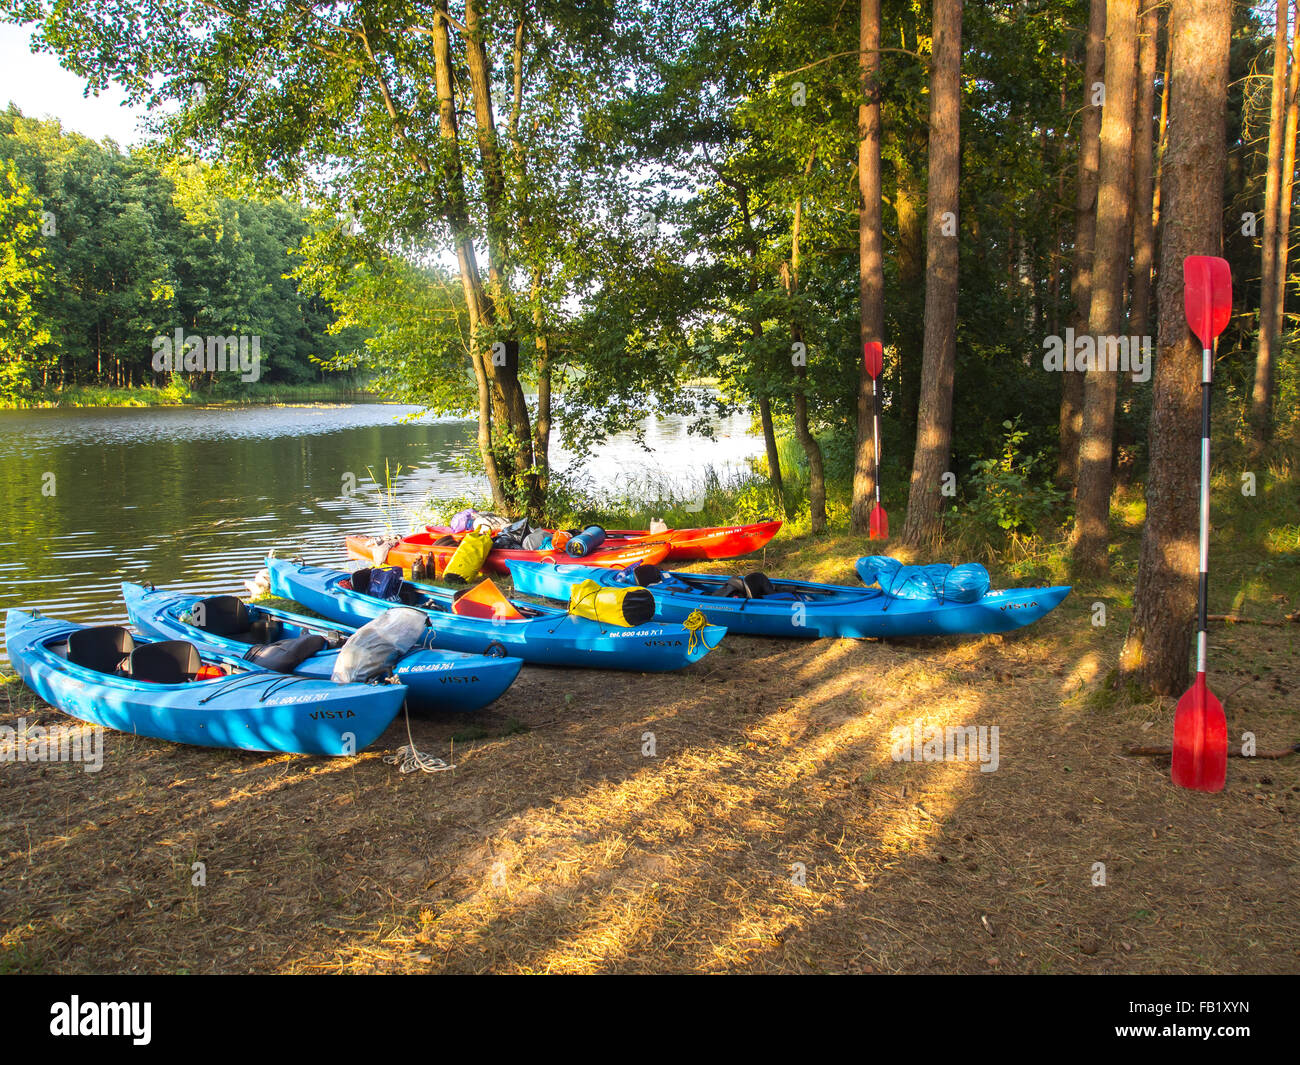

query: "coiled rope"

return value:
[383, 701, 457, 775]
[683, 608, 716, 654]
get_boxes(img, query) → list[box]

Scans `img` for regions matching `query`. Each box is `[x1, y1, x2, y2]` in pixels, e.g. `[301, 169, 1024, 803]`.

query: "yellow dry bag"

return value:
[567, 579, 656, 627]
[443, 528, 493, 584]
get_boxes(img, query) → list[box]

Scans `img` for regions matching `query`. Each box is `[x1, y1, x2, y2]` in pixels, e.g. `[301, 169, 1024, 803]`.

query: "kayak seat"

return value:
[128, 640, 202, 684]
[196, 595, 250, 636]
[194, 596, 283, 644]
[67, 625, 135, 675]
[633, 564, 664, 587]
[243, 634, 328, 674]
[711, 572, 776, 599]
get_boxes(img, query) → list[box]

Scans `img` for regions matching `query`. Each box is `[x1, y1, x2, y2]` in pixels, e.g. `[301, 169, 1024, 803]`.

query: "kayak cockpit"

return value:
[340, 569, 548, 621]
[48, 625, 245, 684]
[631, 564, 874, 603]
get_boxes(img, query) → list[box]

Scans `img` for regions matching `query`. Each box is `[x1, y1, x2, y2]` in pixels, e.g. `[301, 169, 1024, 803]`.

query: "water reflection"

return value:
[0, 403, 760, 636]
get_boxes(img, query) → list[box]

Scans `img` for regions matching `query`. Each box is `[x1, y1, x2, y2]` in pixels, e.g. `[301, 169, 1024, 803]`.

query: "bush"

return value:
[956, 417, 1067, 541]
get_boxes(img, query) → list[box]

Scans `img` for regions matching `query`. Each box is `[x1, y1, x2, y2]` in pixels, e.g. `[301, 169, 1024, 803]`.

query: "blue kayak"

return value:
[264, 557, 726, 671]
[121, 582, 522, 714]
[4, 609, 405, 756]
[505, 559, 1071, 639]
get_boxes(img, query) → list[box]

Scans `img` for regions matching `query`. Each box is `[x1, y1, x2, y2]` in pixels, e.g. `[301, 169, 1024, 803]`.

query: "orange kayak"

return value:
[424, 519, 781, 562]
[603, 520, 782, 561]
[346, 531, 671, 576]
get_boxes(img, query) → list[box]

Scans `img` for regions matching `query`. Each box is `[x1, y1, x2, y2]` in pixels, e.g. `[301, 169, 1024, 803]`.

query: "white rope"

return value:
[383, 702, 457, 775]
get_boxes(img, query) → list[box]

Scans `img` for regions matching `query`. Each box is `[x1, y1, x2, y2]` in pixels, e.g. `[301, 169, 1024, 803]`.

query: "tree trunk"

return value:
[431, 0, 505, 509]
[1271, 2, 1300, 426]
[1152, 5, 1171, 236]
[530, 270, 551, 503]
[1130, 0, 1158, 341]
[788, 154, 826, 533]
[461, 2, 535, 510]
[1071, 0, 1138, 576]
[894, 153, 926, 449]
[1119, 0, 1231, 694]
[736, 183, 789, 518]
[1058, 0, 1106, 488]
[757, 392, 786, 516]
[901, 0, 961, 549]
[851, 0, 887, 532]
[1252, 0, 1290, 451]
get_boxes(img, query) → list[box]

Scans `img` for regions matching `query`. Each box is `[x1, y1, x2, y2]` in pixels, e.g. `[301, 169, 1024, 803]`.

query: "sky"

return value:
[0, 21, 148, 145]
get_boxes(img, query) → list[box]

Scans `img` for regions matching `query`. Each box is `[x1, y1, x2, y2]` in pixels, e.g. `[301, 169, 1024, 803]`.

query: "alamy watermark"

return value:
[151, 329, 262, 382]
[1042, 328, 1151, 383]
[890, 718, 1000, 773]
[0, 717, 103, 772]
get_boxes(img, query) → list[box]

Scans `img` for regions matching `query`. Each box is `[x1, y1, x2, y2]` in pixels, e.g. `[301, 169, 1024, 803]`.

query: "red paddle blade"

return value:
[1183, 256, 1232, 349]
[863, 341, 883, 380]
[868, 504, 889, 540]
[1171, 673, 1227, 792]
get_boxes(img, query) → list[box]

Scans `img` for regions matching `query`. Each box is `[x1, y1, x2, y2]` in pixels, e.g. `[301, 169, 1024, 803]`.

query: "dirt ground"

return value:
[2, 538, 1297, 974]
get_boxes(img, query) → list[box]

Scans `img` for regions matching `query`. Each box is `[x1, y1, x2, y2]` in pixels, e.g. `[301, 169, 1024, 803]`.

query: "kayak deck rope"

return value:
[683, 609, 720, 654]
[383, 701, 457, 774]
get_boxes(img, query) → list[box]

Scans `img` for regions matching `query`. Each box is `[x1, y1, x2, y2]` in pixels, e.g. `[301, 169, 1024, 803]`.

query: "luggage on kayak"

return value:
[507, 558, 1070, 640]
[566, 525, 607, 557]
[857, 555, 990, 603]
[452, 578, 524, 620]
[331, 607, 430, 684]
[449, 508, 480, 533]
[244, 634, 328, 674]
[444, 528, 493, 584]
[568, 578, 656, 627]
[267, 557, 726, 671]
[123, 581, 523, 715]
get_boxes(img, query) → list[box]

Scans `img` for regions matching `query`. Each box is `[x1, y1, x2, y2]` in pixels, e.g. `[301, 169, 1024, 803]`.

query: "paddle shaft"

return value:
[1197, 340, 1212, 674]
[872, 376, 882, 504]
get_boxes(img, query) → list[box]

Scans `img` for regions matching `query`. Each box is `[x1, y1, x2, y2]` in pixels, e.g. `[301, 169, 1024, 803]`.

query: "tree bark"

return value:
[756, 393, 786, 516]
[456, 0, 537, 513]
[894, 152, 926, 450]
[1152, 3, 1171, 235]
[789, 153, 826, 533]
[1252, 0, 1290, 451]
[851, 0, 887, 532]
[901, 0, 961, 549]
[1071, 0, 1138, 576]
[1119, 0, 1231, 694]
[1130, 0, 1158, 341]
[1058, 0, 1106, 489]
[1271, 2, 1300, 430]
[736, 183, 789, 518]
[430, 2, 505, 510]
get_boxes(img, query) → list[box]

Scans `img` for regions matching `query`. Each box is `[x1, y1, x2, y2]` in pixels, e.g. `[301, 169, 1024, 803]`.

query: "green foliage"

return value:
[958, 417, 1067, 539]
[0, 159, 52, 400]
[0, 107, 360, 401]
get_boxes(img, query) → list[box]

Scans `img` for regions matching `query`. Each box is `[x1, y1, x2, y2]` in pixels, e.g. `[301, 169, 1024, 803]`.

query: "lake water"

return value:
[0, 403, 762, 642]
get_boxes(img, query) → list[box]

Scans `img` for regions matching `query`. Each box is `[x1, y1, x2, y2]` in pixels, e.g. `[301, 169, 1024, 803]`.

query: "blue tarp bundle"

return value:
[858, 555, 991, 603]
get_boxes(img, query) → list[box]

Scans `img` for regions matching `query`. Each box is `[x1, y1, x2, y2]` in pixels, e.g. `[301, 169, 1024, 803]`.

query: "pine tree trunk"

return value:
[894, 156, 926, 450]
[1071, 0, 1138, 576]
[1058, 0, 1106, 489]
[789, 156, 826, 533]
[1130, 1, 1158, 341]
[901, 0, 961, 549]
[1271, 3, 1300, 419]
[1118, 0, 1231, 694]
[1252, 0, 1290, 452]
[851, 0, 887, 533]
